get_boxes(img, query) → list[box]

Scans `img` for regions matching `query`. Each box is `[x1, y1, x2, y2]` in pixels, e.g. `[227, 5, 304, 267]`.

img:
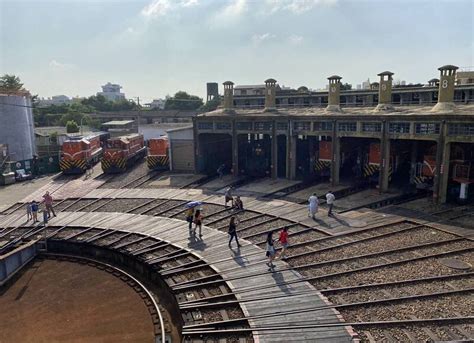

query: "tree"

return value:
[340, 83, 352, 91]
[0, 74, 24, 92]
[165, 91, 203, 110]
[199, 97, 221, 112]
[66, 120, 80, 133]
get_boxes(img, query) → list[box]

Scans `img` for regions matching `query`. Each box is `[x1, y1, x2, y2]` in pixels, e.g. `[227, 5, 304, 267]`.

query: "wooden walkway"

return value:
[0, 212, 354, 343]
[83, 188, 397, 235]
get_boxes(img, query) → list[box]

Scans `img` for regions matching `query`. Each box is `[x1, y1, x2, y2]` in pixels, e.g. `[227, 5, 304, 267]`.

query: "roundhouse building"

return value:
[194, 65, 474, 204]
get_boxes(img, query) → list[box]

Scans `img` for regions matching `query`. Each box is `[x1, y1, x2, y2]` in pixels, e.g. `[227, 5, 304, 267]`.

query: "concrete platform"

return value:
[0, 212, 354, 343]
[231, 178, 300, 196]
[199, 175, 245, 191]
[147, 173, 205, 188]
[333, 188, 403, 211]
[290, 182, 350, 201]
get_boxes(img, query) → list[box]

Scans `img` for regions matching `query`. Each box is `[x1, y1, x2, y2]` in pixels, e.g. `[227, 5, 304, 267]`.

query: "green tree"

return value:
[0, 74, 24, 92]
[198, 96, 221, 112]
[165, 91, 203, 110]
[340, 83, 352, 91]
[66, 120, 80, 133]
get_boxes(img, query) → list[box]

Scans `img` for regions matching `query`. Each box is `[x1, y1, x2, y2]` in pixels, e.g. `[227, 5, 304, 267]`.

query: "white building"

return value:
[97, 82, 125, 102]
[146, 99, 166, 109]
[38, 95, 72, 107]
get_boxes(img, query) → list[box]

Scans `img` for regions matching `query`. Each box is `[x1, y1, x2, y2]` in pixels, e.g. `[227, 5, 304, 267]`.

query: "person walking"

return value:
[193, 209, 203, 237]
[228, 216, 241, 248]
[42, 191, 56, 218]
[278, 227, 289, 260]
[26, 202, 32, 222]
[326, 190, 336, 216]
[31, 201, 39, 223]
[217, 164, 225, 179]
[225, 187, 234, 208]
[85, 161, 93, 178]
[185, 207, 194, 231]
[308, 193, 319, 219]
[265, 231, 276, 272]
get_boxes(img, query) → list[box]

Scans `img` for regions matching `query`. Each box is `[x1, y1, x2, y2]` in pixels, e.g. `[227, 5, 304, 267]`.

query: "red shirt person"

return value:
[42, 191, 56, 218]
[278, 227, 289, 260]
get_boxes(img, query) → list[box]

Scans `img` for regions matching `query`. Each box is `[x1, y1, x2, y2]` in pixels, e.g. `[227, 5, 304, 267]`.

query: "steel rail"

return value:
[181, 287, 474, 329]
[178, 271, 474, 307]
[171, 246, 474, 292]
[181, 316, 474, 336]
[168, 236, 471, 288]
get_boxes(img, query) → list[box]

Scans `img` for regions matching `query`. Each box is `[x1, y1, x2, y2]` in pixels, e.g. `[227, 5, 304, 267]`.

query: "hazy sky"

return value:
[1, 0, 473, 103]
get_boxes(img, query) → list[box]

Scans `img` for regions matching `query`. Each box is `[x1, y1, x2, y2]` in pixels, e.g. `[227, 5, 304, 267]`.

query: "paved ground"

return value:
[0, 175, 56, 212]
[0, 258, 155, 343]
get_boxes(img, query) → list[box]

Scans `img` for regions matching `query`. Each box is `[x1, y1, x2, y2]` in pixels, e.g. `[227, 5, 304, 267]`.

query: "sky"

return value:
[0, 0, 473, 103]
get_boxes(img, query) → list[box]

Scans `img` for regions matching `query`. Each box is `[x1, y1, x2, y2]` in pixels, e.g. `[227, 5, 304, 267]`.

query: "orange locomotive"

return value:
[147, 137, 169, 170]
[101, 133, 147, 173]
[60, 133, 108, 174]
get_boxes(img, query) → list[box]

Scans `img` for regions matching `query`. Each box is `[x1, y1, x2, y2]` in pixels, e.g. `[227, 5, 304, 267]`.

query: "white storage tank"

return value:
[0, 94, 37, 161]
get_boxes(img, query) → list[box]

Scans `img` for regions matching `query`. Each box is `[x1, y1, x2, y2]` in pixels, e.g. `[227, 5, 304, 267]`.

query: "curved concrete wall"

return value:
[0, 95, 36, 161]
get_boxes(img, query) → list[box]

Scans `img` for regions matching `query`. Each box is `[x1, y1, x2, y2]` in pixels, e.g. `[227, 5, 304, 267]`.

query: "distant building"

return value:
[145, 99, 166, 109]
[233, 85, 266, 96]
[38, 95, 72, 107]
[362, 79, 371, 90]
[97, 82, 125, 102]
[457, 71, 474, 85]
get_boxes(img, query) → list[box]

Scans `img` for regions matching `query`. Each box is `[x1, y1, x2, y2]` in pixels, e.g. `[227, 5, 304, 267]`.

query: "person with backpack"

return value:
[228, 216, 241, 248]
[265, 231, 276, 272]
[31, 201, 39, 223]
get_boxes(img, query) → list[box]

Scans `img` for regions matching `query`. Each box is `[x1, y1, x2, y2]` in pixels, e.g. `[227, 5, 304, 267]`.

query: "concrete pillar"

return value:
[433, 120, 451, 204]
[232, 120, 238, 177]
[380, 138, 391, 192]
[192, 117, 200, 173]
[410, 140, 418, 181]
[308, 137, 316, 177]
[271, 121, 277, 179]
[331, 137, 340, 186]
[438, 142, 450, 203]
[287, 131, 297, 180]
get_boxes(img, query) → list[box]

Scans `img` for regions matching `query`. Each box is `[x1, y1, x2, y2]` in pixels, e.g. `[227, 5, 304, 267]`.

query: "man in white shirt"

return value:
[325, 191, 335, 216]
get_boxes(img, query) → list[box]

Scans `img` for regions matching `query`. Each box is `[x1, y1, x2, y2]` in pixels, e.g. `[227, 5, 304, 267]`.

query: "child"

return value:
[26, 202, 32, 221]
[234, 196, 244, 211]
[278, 227, 289, 260]
[31, 201, 39, 223]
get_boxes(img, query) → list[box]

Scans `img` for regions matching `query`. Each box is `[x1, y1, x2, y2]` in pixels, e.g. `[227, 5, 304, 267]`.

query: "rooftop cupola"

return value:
[375, 71, 394, 111]
[428, 78, 440, 87]
[326, 75, 342, 112]
[370, 82, 379, 91]
[223, 81, 235, 114]
[431, 65, 458, 112]
[264, 78, 277, 112]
